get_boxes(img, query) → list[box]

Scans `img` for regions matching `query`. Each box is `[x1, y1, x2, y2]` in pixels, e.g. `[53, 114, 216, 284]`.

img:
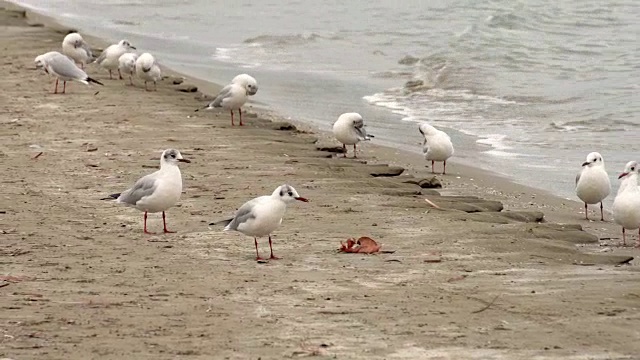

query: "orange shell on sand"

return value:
[339, 236, 381, 254]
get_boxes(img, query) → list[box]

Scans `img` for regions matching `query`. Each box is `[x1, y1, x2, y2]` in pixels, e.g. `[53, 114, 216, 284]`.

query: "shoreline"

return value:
[2, 2, 640, 358]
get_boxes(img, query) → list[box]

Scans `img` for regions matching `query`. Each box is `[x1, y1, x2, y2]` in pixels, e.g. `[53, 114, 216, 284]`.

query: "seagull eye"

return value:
[288, 191, 293, 196]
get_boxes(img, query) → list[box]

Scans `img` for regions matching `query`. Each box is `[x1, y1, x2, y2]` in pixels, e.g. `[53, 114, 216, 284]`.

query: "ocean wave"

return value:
[243, 33, 325, 46]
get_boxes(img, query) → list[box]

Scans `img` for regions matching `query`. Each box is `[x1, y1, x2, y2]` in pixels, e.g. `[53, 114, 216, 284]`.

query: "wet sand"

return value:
[1, 3, 640, 359]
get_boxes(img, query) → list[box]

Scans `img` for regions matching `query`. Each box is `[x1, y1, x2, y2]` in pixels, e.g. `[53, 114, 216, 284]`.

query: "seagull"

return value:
[34, 51, 103, 94]
[103, 149, 190, 234]
[96, 39, 136, 79]
[118, 52, 139, 86]
[575, 152, 611, 221]
[198, 81, 255, 126]
[418, 122, 454, 175]
[612, 161, 640, 247]
[135, 53, 161, 91]
[231, 74, 258, 95]
[332, 112, 373, 158]
[210, 184, 308, 261]
[61, 32, 94, 69]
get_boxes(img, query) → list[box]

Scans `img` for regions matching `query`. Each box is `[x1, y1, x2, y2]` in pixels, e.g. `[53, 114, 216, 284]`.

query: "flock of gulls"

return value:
[32, 32, 637, 261]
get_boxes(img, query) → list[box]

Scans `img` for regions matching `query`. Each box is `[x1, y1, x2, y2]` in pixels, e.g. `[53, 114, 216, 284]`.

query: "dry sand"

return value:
[1, 3, 640, 359]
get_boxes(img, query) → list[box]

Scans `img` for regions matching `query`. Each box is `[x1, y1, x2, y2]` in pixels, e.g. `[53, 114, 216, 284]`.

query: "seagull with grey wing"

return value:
[34, 51, 103, 94]
[62, 32, 95, 69]
[332, 112, 374, 158]
[103, 149, 190, 234]
[195, 79, 257, 126]
[210, 185, 308, 261]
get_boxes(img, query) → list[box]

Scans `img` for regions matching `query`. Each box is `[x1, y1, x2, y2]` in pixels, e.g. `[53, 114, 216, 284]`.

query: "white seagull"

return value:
[612, 161, 640, 247]
[199, 81, 255, 126]
[418, 122, 454, 175]
[61, 32, 94, 69]
[34, 51, 103, 94]
[575, 152, 611, 221]
[103, 149, 190, 234]
[332, 112, 373, 158]
[96, 39, 136, 79]
[231, 74, 258, 95]
[135, 52, 161, 91]
[210, 184, 309, 261]
[118, 52, 139, 86]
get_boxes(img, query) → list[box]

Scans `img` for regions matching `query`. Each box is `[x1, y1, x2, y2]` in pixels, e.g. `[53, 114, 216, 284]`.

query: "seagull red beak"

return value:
[178, 158, 191, 163]
[295, 197, 309, 202]
[618, 172, 628, 179]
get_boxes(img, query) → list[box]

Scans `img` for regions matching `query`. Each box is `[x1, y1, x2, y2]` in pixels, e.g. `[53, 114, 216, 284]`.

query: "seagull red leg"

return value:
[143, 212, 156, 235]
[162, 211, 175, 234]
[255, 238, 264, 261]
[109, 69, 113, 79]
[62, 81, 66, 94]
[239, 108, 243, 126]
[343, 144, 347, 157]
[443, 161, 447, 175]
[431, 160, 435, 174]
[353, 144, 357, 158]
[622, 228, 626, 246]
[600, 202, 605, 221]
[54, 78, 59, 94]
[118, 69, 123, 80]
[584, 203, 589, 220]
[268, 235, 280, 260]
[230, 110, 235, 126]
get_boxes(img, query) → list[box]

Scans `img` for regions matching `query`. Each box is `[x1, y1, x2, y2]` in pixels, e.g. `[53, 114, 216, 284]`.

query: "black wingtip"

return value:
[210, 218, 233, 227]
[88, 77, 104, 86]
[368, 134, 375, 138]
[101, 193, 120, 201]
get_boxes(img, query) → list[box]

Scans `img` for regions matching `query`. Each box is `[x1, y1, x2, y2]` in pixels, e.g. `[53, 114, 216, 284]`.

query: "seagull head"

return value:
[618, 160, 638, 179]
[119, 39, 136, 50]
[273, 184, 308, 204]
[582, 152, 604, 168]
[161, 149, 190, 167]
[233, 74, 258, 95]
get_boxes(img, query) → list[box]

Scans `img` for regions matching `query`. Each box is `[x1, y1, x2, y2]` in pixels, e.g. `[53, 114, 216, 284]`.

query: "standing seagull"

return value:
[210, 185, 308, 261]
[96, 39, 136, 79]
[231, 74, 258, 95]
[103, 149, 190, 234]
[34, 51, 103, 94]
[575, 152, 611, 221]
[61, 32, 94, 69]
[199, 82, 254, 126]
[612, 161, 640, 247]
[118, 52, 139, 86]
[419, 122, 454, 175]
[332, 112, 373, 158]
[135, 53, 161, 91]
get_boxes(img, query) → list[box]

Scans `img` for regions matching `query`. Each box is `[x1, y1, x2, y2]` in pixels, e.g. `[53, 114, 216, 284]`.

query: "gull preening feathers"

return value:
[210, 184, 308, 261]
[231, 74, 258, 95]
[118, 52, 139, 86]
[61, 32, 94, 69]
[96, 39, 136, 79]
[34, 51, 103, 94]
[103, 149, 190, 234]
[575, 152, 611, 221]
[200, 82, 252, 126]
[418, 122, 454, 175]
[332, 112, 373, 158]
[135, 52, 161, 91]
[612, 161, 640, 247]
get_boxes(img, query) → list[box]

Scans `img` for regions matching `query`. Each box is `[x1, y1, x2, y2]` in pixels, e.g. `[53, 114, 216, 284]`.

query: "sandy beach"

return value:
[1, 3, 640, 359]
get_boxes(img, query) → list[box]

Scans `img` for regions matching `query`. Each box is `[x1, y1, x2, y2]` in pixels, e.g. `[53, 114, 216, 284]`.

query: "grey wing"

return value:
[80, 41, 94, 61]
[118, 174, 158, 206]
[95, 47, 109, 64]
[575, 171, 581, 186]
[353, 118, 368, 139]
[225, 198, 259, 231]
[49, 54, 87, 80]
[208, 84, 233, 108]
